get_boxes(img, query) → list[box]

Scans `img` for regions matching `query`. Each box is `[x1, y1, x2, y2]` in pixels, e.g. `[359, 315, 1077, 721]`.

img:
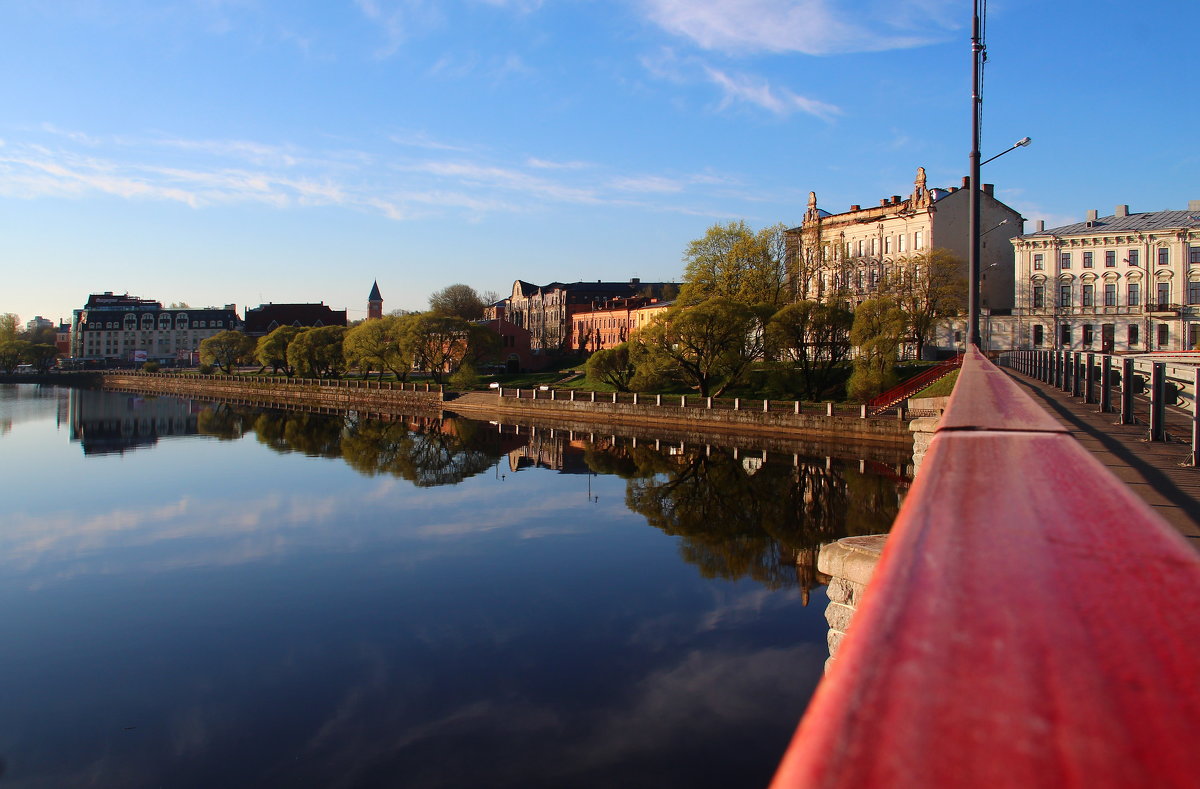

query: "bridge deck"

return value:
[1002, 366, 1200, 546]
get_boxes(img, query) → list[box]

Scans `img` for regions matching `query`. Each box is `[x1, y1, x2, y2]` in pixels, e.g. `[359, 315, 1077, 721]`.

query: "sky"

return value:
[2, 0, 1197, 326]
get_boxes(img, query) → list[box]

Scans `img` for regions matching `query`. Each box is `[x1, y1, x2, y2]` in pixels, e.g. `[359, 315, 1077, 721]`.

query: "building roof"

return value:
[368, 280, 382, 302]
[243, 303, 348, 335]
[1023, 210, 1200, 239]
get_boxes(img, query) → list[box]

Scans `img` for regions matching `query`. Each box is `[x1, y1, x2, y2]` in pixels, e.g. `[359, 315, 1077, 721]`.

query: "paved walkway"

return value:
[1001, 366, 1200, 547]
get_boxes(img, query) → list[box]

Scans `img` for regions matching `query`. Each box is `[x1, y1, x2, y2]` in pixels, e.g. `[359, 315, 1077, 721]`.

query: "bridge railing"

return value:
[770, 346, 1200, 788]
[1000, 349, 1200, 464]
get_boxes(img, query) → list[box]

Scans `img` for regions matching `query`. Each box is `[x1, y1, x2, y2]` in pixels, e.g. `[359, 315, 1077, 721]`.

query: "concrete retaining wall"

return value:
[102, 373, 445, 415]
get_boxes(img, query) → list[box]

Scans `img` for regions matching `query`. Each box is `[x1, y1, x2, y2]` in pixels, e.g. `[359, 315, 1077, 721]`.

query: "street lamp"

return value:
[968, 0, 1032, 347]
[981, 137, 1032, 166]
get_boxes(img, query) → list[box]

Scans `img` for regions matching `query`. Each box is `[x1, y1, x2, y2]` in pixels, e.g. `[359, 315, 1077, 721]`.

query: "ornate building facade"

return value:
[785, 168, 1023, 315]
[1010, 203, 1200, 352]
[505, 279, 677, 353]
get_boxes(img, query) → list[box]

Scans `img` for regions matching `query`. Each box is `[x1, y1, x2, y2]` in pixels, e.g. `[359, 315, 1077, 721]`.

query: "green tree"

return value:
[0, 339, 31, 373]
[27, 343, 60, 373]
[428, 283, 486, 320]
[586, 343, 636, 391]
[287, 326, 347, 378]
[677, 221, 789, 307]
[766, 301, 853, 400]
[0, 314, 19, 342]
[255, 325, 304, 376]
[344, 315, 414, 380]
[847, 296, 907, 401]
[199, 330, 255, 374]
[632, 298, 769, 397]
[404, 314, 485, 385]
[883, 248, 967, 360]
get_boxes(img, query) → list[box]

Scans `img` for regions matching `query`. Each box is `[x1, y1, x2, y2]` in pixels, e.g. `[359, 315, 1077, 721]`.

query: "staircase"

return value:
[866, 354, 963, 416]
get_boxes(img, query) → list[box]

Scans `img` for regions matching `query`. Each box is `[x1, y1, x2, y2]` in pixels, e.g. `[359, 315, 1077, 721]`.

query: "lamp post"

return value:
[968, 0, 1033, 348]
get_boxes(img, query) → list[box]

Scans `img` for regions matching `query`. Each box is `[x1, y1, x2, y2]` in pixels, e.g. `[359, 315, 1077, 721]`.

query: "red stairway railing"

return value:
[865, 354, 962, 414]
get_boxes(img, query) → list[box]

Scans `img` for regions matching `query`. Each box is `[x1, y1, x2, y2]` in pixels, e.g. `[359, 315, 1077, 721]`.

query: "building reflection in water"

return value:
[69, 389, 203, 455]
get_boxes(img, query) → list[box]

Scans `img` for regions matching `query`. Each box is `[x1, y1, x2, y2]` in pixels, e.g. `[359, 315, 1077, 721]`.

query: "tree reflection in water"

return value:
[195, 404, 906, 589]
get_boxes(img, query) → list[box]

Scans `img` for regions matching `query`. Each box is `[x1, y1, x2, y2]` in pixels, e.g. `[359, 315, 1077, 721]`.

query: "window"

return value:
[1033, 285, 1045, 308]
[1104, 284, 1117, 306]
[1190, 282, 1200, 305]
[1158, 282, 1170, 306]
[1083, 324, 1094, 346]
[1060, 252, 1072, 269]
[1128, 283, 1141, 306]
[1083, 251, 1094, 268]
[1157, 323, 1169, 349]
[1061, 324, 1072, 346]
[914, 230, 924, 250]
[1129, 324, 1139, 346]
[1033, 253, 1044, 271]
[885, 236, 893, 254]
[1191, 324, 1200, 350]
[1158, 248, 1169, 266]
[870, 237, 878, 256]
[857, 240, 864, 256]
[1033, 325, 1044, 346]
[1082, 284, 1094, 307]
[1191, 247, 1200, 266]
[1128, 249, 1139, 267]
[1105, 251, 1116, 267]
[1059, 284, 1072, 307]
[898, 234, 907, 253]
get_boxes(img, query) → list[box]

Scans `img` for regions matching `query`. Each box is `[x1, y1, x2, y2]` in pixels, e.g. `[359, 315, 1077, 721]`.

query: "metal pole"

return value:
[967, 3, 983, 347]
[1192, 367, 1200, 466]
[1085, 353, 1095, 404]
[1150, 362, 1165, 441]
[1100, 355, 1112, 413]
[1121, 358, 1135, 425]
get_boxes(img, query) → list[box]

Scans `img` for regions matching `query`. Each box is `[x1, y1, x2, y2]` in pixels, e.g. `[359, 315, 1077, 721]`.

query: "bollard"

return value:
[1121, 357, 1135, 425]
[860, 404, 867, 418]
[1100, 355, 1112, 413]
[826, 402, 834, 417]
[681, 395, 686, 408]
[706, 397, 712, 409]
[734, 398, 740, 411]
[656, 394, 662, 406]
[764, 399, 769, 413]
[1085, 353, 1096, 404]
[612, 392, 618, 404]
[551, 389, 556, 401]
[1072, 352, 1084, 398]
[570, 390, 575, 402]
[632, 392, 638, 405]
[794, 401, 801, 415]
[591, 390, 596, 402]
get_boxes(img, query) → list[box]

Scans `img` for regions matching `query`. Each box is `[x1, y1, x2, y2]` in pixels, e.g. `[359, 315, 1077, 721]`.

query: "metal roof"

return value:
[1024, 210, 1200, 238]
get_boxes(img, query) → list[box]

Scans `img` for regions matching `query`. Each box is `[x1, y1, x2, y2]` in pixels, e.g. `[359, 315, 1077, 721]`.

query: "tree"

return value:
[428, 284, 486, 320]
[255, 325, 304, 376]
[199, 330, 255, 374]
[766, 301, 853, 400]
[847, 296, 907, 401]
[677, 221, 789, 307]
[167, 302, 191, 309]
[0, 339, 30, 373]
[0, 314, 18, 342]
[344, 315, 414, 380]
[883, 248, 967, 360]
[287, 326, 347, 378]
[403, 314, 482, 384]
[27, 343, 59, 373]
[632, 298, 769, 397]
[586, 343, 636, 391]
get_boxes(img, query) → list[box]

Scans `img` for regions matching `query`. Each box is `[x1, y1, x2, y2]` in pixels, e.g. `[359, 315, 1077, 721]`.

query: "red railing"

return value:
[771, 347, 1200, 788]
[866, 354, 963, 414]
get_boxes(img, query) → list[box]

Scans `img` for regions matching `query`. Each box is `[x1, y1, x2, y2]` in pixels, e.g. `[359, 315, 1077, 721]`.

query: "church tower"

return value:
[368, 281, 383, 320]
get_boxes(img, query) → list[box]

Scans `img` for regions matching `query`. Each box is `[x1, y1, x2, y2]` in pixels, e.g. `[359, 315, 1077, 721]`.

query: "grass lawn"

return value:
[912, 370, 959, 398]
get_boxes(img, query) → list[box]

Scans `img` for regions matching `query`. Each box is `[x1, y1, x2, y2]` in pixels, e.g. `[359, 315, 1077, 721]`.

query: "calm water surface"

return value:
[0, 384, 905, 788]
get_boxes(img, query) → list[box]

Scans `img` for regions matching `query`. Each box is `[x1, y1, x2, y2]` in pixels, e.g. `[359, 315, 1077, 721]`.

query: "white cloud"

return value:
[703, 66, 840, 120]
[639, 0, 952, 56]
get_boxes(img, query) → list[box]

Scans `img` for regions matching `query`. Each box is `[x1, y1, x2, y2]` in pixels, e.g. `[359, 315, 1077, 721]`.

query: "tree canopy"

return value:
[344, 315, 415, 380]
[428, 284, 487, 320]
[287, 326, 347, 378]
[586, 343, 636, 391]
[255, 325, 304, 376]
[677, 221, 789, 307]
[766, 300, 853, 400]
[847, 296, 907, 401]
[883, 248, 966, 360]
[199, 330, 255, 374]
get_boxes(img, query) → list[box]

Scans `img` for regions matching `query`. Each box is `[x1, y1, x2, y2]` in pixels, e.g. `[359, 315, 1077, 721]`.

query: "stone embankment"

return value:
[95, 373, 914, 448]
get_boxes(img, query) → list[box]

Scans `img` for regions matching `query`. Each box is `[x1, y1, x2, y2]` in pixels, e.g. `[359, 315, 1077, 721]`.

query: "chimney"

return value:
[850, 204, 860, 211]
[1189, 200, 1200, 212]
[962, 176, 970, 189]
[892, 195, 902, 204]
[1115, 204, 1129, 217]
[983, 183, 994, 196]
[630, 277, 640, 285]
[949, 186, 958, 193]
[1036, 220, 1045, 232]
[880, 198, 889, 207]
[1086, 209, 1098, 222]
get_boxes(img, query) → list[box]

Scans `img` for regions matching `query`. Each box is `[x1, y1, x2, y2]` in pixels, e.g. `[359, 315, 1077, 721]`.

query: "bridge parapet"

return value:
[771, 346, 1200, 788]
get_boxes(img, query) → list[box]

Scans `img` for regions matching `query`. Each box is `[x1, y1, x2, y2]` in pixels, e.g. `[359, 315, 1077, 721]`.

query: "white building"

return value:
[1010, 203, 1200, 352]
[71, 292, 240, 364]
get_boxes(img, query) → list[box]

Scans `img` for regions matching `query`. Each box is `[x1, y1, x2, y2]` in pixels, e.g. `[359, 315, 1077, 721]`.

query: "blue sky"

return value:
[2, 0, 1197, 326]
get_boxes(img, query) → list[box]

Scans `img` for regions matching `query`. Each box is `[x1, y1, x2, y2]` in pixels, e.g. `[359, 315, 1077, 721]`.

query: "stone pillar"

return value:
[909, 416, 940, 475]
[818, 535, 887, 673]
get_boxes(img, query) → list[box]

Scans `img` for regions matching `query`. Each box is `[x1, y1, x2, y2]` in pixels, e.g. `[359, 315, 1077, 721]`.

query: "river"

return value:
[0, 384, 906, 788]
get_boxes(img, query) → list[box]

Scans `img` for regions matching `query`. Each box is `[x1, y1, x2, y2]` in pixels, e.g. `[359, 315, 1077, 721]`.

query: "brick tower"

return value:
[368, 280, 383, 320]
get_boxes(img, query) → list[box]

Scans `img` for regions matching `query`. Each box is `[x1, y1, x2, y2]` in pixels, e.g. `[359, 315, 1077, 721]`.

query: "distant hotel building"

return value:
[71, 292, 240, 364]
[504, 278, 678, 353]
[1011, 202, 1200, 352]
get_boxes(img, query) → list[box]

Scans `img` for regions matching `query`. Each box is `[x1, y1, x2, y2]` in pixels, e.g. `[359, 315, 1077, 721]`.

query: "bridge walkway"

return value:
[1002, 366, 1200, 546]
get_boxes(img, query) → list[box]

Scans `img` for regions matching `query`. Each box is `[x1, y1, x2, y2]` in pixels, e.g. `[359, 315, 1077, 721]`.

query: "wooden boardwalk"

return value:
[1002, 366, 1200, 547]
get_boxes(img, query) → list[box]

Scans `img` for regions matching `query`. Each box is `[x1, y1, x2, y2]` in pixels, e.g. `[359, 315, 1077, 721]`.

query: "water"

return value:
[0, 384, 906, 788]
